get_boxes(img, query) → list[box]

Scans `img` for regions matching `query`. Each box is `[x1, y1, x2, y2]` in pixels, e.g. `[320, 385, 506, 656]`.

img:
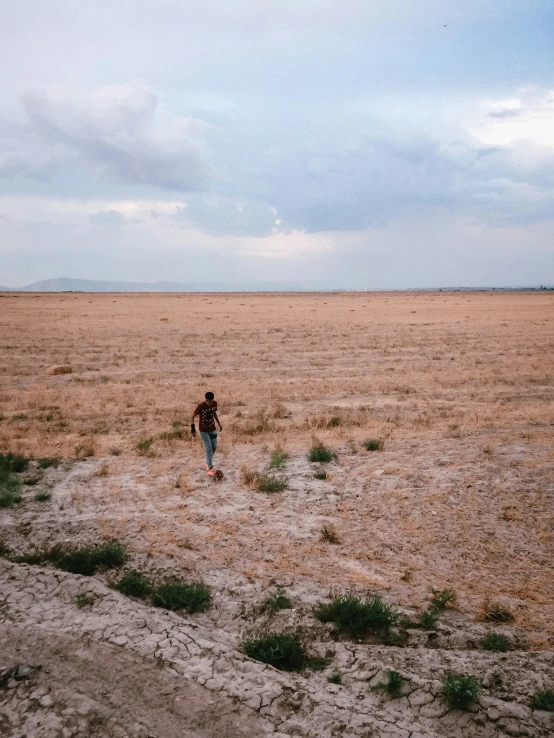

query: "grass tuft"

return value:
[374, 670, 404, 698]
[315, 594, 397, 639]
[269, 450, 289, 469]
[430, 588, 456, 611]
[0, 452, 30, 473]
[34, 490, 51, 502]
[363, 439, 383, 451]
[478, 598, 515, 623]
[115, 570, 152, 599]
[441, 673, 480, 710]
[242, 632, 309, 672]
[480, 632, 511, 652]
[419, 608, 440, 629]
[314, 470, 327, 480]
[257, 474, 288, 493]
[152, 580, 211, 613]
[37, 458, 59, 469]
[308, 443, 336, 463]
[263, 586, 292, 613]
[320, 525, 340, 544]
[530, 689, 554, 712]
[328, 670, 342, 684]
[74, 594, 95, 608]
[136, 438, 154, 455]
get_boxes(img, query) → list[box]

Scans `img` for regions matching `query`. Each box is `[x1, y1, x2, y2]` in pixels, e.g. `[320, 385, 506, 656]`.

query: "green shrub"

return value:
[37, 458, 59, 469]
[115, 570, 152, 599]
[242, 632, 309, 671]
[315, 594, 397, 639]
[374, 670, 404, 698]
[136, 438, 154, 455]
[530, 689, 554, 711]
[431, 588, 456, 611]
[480, 632, 511, 652]
[0, 453, 30, 473]
[263, 586, 292, 613]
[314, 470, 327, 480]
[442, 674, 480, 710]
[34, 491, 51, 502]
[152, 580, 211, 613]
[257, 474, 288, 493]
[419, 608, 439, 629]
[363, 439, 383, 451]
[74, 594, 95, 608]
[0, 471, 21, 508]
[48, 541, 128, 576]
[270, 450, 289, 469]
[308, 444, 336, 463]
[328, 670, 342, 684]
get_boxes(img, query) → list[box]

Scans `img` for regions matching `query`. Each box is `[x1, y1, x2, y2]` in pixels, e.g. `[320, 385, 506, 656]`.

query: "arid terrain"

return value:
[1, 290, 553, 738]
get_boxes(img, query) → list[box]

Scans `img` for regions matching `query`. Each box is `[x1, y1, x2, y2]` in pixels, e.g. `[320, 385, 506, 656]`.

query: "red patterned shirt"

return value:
[194, 401, 218, 432]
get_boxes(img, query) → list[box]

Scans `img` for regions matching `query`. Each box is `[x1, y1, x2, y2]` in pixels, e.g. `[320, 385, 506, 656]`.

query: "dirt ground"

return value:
[1, 290, 553, 737]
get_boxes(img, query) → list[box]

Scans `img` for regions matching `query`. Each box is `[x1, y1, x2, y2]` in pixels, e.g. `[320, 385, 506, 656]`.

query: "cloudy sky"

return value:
[1, 0, 553, 288]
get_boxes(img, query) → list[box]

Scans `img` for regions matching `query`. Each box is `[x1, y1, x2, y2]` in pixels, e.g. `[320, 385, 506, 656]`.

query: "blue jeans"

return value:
[200, 431, 218, 468]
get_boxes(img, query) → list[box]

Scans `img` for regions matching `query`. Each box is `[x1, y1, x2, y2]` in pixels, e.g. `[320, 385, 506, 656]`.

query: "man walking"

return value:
[191, 392, 222, 476]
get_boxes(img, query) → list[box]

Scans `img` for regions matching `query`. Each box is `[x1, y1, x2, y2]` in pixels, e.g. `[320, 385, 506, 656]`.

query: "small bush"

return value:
[269, 450, 289, 469]
[481, 632, 511, 652]
[308, 444, 336, 463]
[152, 580, 211, 613]
[0, 452, 30, 473]
[315, 594, 397, 639]
[263, 586, 292, 613]
[242, 632, 309, 671]
[530, 689, 554, 711]
[431, 588, 456, 611]
[136, 438, 154, 455]
[442, 673, 480, 710]
[419, 608, 439, 629]
[320, 525, 340, 544]
[34, 491, 51, 502]
[479, 598, 514, 623]
[115, 570, 152, 599]
[374, 670, 404, 698]
[0, 473, 21, 508]
[363, 439, 383, 451]
[257, 474, 288, 493]
[51, 541, 128, 576]
[37, 458, 59, 469]
[314, 470, 327, 480]
[328, 670, 342, 684]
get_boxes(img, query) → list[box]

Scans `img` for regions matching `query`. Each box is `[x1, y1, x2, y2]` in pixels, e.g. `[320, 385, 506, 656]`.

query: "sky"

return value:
[0, 0, 553, 289]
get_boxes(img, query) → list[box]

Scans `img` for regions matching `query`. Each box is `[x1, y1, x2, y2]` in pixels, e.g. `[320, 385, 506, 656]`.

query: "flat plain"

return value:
[1, 290, 553, 738]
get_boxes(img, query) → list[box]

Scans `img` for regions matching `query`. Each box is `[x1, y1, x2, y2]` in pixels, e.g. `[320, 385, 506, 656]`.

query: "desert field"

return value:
[1, 290, 553, 738]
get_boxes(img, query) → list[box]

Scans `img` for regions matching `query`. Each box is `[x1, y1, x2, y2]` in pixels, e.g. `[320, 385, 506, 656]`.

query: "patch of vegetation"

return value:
[308, 443, 336, 463]
[263, 586, 292, 613]
[320, 525, 340, 544]
[75, 444, 95, 458]
[160, 421, 184, 441]
[315, 594, 398, 639]
[328, 670, 342, 684]
[363, 439, 383, 451]
[242, 632, 312, 672]
[328, 416, 341, 427]
[419, 608, 440, 629]
[24, 477, 40, 485]
[37, 458, 59, 469]
[441, 673, 480, 710]
[374, 670, 404, 698]
[314, 470, 327, 480]
[269, 450, 289, 469]
[34, 490, 51, 502]
[110, 448, 122, 456]
[479, 599, 514, 623]
[430, 588, 456, 611]
[136, 438, 154, 455]
[530, 689, 554, 712]
[0, 472, 21, 508]
[18, 541, 129, 576]
[0, 452, 30, 473]
[480, 632, 511, 652]
[115, 570, 152, 599]
[257, 474, 288, 493]
[152, 580, 211, 613]
[74, 594, 95, 608]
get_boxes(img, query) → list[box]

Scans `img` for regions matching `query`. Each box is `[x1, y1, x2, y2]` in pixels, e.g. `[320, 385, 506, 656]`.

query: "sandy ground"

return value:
[1, 291, 553, 737]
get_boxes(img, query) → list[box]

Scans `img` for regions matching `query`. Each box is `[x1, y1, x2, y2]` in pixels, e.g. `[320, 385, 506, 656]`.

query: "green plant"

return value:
[480, 632, 511, 652]
[441, 674, 480, 710]
[308, 444, 336, 463]
[315, 594, 398, 639]
[419, 608, 440, 629]
[328, 671, 342, 684]
[115, 570, 152, 599]
[269, 450, 289, 469]
[242, 632, 309, 671]
[136, 438, 154, 455]
[431, 588, 456, 611]
[74, 594, 95, 608]
[37, 458, 59, 469]
[530, 689, 554, 711]
[314, 470, 327, 480]
[152, 580, 211, 613]
[363, 439, 383, 451]
[374, 670, 404, 698]
[320, 525, 340, 544]
[257, 474, 288, 493]
[44, 541, 128, 576]
[34, 490, 51, 502]
[0, 470, 21, 508]
[0, 453, 30, 473]
[263, 586, 292, 613]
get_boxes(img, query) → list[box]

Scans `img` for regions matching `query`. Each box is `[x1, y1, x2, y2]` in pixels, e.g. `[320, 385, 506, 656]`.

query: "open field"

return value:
[1, 290, 553, 738]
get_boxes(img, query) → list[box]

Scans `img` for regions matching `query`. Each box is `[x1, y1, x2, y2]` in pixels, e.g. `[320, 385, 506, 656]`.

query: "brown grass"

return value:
[0, 290, 553, 642]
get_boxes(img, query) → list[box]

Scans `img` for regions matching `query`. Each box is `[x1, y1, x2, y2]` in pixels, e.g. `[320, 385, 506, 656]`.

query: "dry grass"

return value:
[0, 290, 553, 642]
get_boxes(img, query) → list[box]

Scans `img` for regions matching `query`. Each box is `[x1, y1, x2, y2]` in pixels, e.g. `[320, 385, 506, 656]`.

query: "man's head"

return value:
[205, 391, 215, 404]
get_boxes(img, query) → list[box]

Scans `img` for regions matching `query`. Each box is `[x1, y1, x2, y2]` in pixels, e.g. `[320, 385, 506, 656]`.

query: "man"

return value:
[191, 392, 222, 476]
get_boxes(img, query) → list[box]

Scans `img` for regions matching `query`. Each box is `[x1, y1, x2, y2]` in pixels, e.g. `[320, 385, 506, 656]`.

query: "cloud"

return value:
[1, 80, 213, 190]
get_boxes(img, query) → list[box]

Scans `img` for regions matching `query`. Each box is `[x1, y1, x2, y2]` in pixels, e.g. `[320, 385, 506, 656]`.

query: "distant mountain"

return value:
[2, 277, 312, 293]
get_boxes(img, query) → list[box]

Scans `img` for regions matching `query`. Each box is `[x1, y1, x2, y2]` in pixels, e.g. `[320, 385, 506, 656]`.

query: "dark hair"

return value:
[205, 391, 215, 401]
